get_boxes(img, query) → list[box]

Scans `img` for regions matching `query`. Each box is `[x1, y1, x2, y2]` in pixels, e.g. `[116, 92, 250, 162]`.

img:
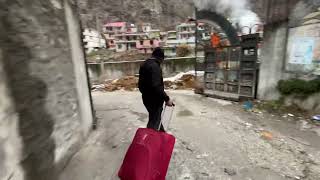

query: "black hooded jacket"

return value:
[138, 58, 169, 106]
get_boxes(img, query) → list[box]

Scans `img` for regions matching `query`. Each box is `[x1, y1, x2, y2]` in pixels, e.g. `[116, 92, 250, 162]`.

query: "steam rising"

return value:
[194, 0, 261, 29]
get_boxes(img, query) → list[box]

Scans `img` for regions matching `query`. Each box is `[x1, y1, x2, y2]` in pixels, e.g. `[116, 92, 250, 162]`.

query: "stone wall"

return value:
[0, 1, 93, 180]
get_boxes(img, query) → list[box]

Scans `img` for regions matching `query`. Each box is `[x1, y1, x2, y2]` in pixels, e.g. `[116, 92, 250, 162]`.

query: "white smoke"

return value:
[194, 0, 261, 29]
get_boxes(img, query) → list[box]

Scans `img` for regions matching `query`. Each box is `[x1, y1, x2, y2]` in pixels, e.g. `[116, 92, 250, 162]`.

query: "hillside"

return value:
[78, 0, 195, 30]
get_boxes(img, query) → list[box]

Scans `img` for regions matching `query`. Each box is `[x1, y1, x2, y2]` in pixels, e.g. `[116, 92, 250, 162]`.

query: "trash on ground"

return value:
[91, 84, 106, 91]
[288, 113, 295, 117]
[261, 131, 274, 140]
[243, 101, 254, 111]
[196, 153, 209, 159]
[312, 115, 320, 121]
[244, 122, 253, 128]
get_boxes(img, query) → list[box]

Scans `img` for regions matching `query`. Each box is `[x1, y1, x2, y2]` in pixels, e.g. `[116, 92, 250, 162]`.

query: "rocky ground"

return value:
[60, 90, 320, 180]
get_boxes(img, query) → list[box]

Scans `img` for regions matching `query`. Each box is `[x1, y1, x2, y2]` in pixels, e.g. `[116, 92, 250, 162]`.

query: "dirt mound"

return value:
[93, 73, 199, 92]
[104, 76, 138, 91]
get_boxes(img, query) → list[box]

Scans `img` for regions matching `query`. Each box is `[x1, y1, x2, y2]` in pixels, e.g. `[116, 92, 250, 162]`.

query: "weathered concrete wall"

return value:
[0, 1, 93, 180]
[0, 50, 25, 180]
[88, 58, 198, 82]
[258, 0, 320, 102]
[258, 22, 290, 100]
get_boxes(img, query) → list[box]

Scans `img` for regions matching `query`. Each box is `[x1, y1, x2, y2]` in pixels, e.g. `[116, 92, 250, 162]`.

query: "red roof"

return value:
[105, 22, 126, 27]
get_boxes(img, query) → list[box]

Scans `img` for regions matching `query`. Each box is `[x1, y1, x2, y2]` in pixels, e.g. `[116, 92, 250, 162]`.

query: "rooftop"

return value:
[104, 22, 126, 27]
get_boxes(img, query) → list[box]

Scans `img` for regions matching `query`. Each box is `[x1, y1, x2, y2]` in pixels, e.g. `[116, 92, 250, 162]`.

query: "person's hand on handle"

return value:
[166, 99, 175, 107]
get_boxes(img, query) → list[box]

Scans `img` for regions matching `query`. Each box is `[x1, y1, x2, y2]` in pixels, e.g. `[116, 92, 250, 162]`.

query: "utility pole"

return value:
[194, 7, 198, 78]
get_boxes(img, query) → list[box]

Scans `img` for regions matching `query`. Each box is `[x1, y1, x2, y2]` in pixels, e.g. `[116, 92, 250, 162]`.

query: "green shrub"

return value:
[277, 78, 320, 96]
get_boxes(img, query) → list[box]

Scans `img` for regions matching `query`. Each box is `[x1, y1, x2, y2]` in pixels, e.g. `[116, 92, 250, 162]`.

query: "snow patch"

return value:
[164, 71, 204, 82]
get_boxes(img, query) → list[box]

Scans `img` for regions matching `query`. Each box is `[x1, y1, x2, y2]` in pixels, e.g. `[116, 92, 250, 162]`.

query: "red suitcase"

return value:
[118, 107, 175, 180]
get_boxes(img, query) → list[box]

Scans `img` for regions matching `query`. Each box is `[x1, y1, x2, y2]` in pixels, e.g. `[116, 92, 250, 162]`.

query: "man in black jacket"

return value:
[138, 48, 174, 132]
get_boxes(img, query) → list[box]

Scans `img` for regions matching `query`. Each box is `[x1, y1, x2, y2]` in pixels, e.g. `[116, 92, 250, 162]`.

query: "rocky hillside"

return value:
[78, 0, 195, 30]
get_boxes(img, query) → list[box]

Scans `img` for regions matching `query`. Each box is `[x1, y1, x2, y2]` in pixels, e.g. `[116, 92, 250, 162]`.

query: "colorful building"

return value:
[136, 39, 160, 54]
[104, 22, 127, 34]
[113, 33, 148, 52]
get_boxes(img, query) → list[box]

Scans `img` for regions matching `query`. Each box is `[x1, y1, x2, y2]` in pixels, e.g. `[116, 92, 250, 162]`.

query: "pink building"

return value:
[104, 22, 127, 34]
[103, 22, 127, 50]
[136, 39, 160, 54]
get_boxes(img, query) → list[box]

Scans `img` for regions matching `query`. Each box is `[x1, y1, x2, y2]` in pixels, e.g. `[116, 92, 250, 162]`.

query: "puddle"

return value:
[178, 110, 194, 117]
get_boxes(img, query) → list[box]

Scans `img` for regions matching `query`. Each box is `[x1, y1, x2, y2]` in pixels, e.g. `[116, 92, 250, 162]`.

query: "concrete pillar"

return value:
[258, 22, 289, 100]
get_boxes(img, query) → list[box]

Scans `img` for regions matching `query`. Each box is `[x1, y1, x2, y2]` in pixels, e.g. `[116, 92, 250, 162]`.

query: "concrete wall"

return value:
[0, 1, 93, 180]
[87, 58, 197, 83]
[258, 0, 320, 111]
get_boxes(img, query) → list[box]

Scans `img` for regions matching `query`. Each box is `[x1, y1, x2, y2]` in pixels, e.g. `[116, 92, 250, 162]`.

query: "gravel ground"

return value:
[60, 90, 320, 180]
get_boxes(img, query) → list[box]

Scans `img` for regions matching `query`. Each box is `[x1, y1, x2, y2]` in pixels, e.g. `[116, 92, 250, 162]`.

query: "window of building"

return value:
[118, 44, 122, 49]
[140, 41, 143, 45]
[150, 40, 154, 45]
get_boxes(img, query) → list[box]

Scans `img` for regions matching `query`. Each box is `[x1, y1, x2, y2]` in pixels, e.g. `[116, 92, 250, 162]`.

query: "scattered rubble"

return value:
[104, 76, 138, 91]
[164, 71, 198, 90]
[224, 168, 237, 176]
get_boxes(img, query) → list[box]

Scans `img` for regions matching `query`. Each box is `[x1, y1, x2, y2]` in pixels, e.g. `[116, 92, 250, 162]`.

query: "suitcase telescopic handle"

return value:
[158, 105, 174, 131]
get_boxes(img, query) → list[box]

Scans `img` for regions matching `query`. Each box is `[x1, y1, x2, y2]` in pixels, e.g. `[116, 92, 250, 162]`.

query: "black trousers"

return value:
[143, 98, 165, 132]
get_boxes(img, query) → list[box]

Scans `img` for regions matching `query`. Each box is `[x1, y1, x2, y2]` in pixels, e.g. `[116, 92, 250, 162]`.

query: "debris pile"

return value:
[164, 72, 198, 90]
[104, 76, 138, 91]
[92, 71, 203, 92]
